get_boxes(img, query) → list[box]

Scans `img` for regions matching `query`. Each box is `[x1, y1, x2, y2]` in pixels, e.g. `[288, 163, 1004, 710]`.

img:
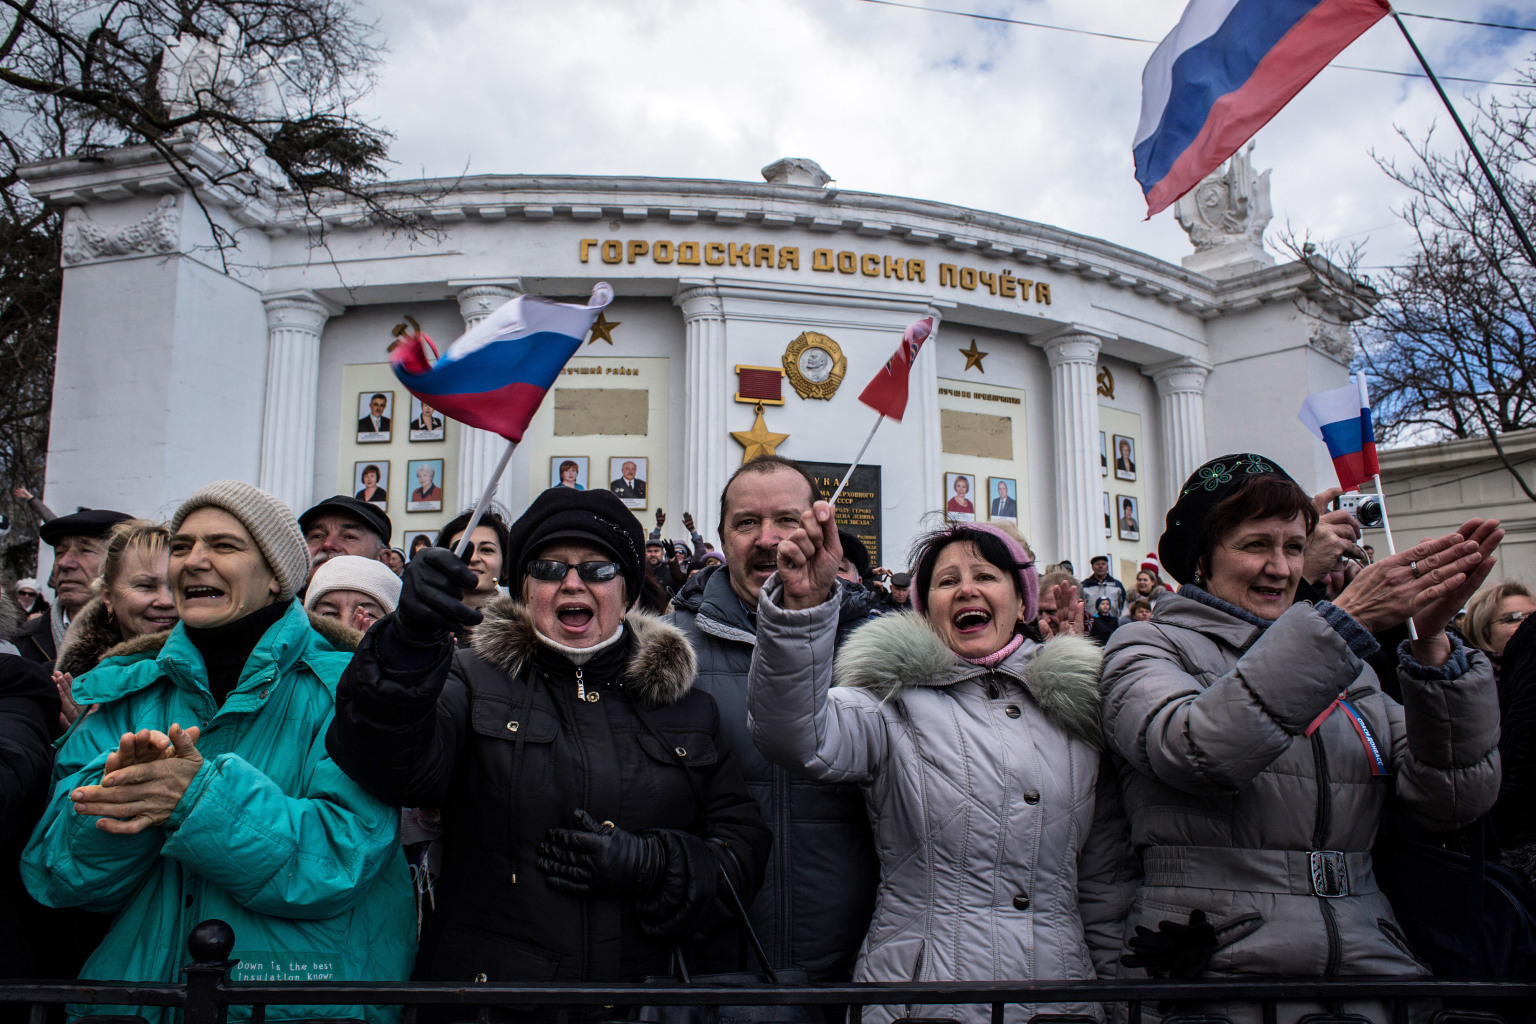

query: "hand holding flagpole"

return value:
[827, 317, 935, 508]
[391, 283, 614, 558]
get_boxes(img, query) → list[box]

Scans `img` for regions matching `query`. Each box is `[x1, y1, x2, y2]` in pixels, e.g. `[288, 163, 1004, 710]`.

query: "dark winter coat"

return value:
[326, 598, 770, 994]
[1494, 613, 1536, 883]
[1102, 589, 1502, 1024]
[11, 613, 56, 665]
[666, 565, 879, 981]
[0, 649, 58, 986]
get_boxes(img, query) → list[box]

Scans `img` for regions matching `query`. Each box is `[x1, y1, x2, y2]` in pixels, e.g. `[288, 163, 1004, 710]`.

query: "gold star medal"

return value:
[731, 404, 790, 463]
[587, 312, 621, 346]
[960, 339, 988, 372]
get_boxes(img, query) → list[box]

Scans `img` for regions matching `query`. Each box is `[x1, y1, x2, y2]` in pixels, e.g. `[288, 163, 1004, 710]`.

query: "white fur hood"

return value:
[832, 612, 1105, 750]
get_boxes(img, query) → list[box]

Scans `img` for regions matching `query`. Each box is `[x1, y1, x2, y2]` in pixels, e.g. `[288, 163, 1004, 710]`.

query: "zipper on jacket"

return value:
[773, 766, 791, 969]
[1310, 731, 1343, 976]
[575, 665, 585, 702]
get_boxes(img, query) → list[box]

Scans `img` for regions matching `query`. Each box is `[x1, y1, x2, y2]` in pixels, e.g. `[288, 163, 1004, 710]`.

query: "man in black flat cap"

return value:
[13, 508, 133, 665]
[299, 496, 394, 585]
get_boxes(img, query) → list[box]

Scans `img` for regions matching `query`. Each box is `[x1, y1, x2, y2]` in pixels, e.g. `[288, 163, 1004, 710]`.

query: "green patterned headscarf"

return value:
[1159, 453, 1298, 584]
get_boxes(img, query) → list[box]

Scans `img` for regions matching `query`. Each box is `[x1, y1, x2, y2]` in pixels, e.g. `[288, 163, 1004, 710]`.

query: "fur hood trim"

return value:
[471, 595, 697, 706]
[833, 612, 1104, 749]
[56, 596, 126, 676]
[94, 609, 361, 665]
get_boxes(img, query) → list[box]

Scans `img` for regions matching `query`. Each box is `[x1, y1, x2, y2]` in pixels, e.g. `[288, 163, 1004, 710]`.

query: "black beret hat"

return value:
[506, 487, 645, 605]
[39, 509, 133, 546]
[1158, 452, 1298, 585]
[299, 496, 392, 546]
[890, 572, 912, 588]
[838, 529, 871, 582]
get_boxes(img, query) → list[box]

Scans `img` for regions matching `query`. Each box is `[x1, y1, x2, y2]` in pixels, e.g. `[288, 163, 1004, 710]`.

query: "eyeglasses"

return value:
[526, 560, 622, 584]
[15, 589, 37, 598]
[1496, 610, 1531, 626]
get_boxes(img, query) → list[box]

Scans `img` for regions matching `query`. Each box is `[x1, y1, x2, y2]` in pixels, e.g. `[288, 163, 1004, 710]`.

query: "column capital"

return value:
[262, 290, 342, 333]
[454, 281, 522, 323]
[1034, 327, 1108, 367]
[1147, 357, 1213, 395]
[674, 280, 723, 321]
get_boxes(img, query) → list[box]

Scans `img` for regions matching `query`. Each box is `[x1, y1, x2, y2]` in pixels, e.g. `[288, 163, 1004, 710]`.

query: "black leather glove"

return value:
[1120, 909, 1218, 979]
[393, 547, 482, 644]
[536, 809, 666, 898]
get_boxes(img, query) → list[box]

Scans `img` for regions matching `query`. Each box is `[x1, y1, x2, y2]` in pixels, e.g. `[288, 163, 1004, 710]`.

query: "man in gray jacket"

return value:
[667, 455, 878, 995]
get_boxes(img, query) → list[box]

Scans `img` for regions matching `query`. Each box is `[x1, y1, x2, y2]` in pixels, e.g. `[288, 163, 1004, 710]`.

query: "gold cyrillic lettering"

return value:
[979, 270, 997, 295]
[728, 242, 750, 266]
[883, 256, 905, 280]
[627, 240, 649, 263]
[1000, 271, 1016, 298]
[653, 240, 674, 263]
[939, 263, 958, 287]
[908, 259, 926, 282]
[679, 241, 701, 265]
[778, 247, 800, 270]
[959, 266, 977, 290]
[705, 241, 726, 266]
[837, 251, 856, 274]
[754, 244, 774, 267]
[812, 249, 834, 271]
[601, 240, 622, 264]
[1037, 282, 1051, 304]
[580, 239, 598, 263]
[861, 253, 880, 277]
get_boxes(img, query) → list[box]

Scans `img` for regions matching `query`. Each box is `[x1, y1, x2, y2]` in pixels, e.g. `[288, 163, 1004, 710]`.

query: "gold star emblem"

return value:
[730, 404, 790, 463]
[960, 339, 988, 372]
[587, 312, 621, 346]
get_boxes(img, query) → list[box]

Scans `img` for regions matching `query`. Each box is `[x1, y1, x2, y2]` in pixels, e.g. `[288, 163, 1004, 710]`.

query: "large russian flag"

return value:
[1134, 0, 1389, 217]
[391, 283, 612, 442]
[1298, 374, 1380, 492]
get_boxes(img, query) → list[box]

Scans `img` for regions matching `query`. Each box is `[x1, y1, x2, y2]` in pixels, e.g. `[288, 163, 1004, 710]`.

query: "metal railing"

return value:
[3, 921, 1532, 1024]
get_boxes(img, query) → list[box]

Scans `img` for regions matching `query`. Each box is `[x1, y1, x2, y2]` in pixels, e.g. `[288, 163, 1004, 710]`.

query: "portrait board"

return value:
[609, 456, 649, 510]
[405, 531, 436, 560]
[406, 458, 444, 512]
[1104, 492, 1112, 537]
[550, 456, 590, 491]
[1113, 434, 1137, 481]
[353, 460, 389, 511]
[408, 396, 445, 442]
[986, 477, 1019, 522]
[944, 472, 977, 522]
[356, 390, 394, 444]
[1100, 431, 1108, 477]
[1116, 494, 1141, 542]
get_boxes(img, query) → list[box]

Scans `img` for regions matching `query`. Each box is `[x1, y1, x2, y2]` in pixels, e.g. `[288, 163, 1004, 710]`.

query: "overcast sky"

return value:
[352, 0, 1533, 274]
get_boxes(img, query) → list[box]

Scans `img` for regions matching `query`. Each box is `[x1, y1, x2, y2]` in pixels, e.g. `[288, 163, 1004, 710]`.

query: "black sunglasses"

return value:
[526, 559, 622, 584]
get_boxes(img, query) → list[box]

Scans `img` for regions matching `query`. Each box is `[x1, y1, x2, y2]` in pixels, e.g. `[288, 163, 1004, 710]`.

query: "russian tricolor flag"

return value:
[1299, 374, 1380, 492]
[1135, 0, 1389, 217]
[391, 283, 612, 443]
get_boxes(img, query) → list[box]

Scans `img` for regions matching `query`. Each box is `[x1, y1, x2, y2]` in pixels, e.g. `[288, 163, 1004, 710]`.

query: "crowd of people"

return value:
[0, 451, 1530, 1024]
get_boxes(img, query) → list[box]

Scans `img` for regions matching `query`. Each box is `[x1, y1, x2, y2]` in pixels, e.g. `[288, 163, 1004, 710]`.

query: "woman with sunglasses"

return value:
[328, 486, 769, 1019]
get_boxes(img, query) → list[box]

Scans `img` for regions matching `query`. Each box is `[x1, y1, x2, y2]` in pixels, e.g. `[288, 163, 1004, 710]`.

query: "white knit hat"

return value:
[303, 555, 402, 614]
[13, 578, 40, 592]
[171, 480, 310, 601]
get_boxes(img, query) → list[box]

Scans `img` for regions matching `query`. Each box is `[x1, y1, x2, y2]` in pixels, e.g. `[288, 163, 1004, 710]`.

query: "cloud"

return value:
[354, 0, 1532, 269]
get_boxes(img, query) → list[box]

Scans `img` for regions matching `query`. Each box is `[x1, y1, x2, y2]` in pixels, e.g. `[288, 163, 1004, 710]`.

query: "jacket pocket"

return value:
[422, 920, 563, 982]
[638, 731, 719, 768]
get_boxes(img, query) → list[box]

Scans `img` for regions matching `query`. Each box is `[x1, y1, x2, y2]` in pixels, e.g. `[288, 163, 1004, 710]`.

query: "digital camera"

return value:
[1335, 491, 1385, 529]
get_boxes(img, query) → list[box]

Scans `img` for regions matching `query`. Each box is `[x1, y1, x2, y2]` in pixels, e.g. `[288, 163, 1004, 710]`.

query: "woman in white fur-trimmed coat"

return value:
[749, 510, 1130, 1024]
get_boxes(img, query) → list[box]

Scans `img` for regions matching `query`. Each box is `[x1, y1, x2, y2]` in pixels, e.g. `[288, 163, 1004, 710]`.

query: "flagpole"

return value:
[827, 414, 885, 507]
[1390, 11, 1536, 270]
[454, 439, 518, 559]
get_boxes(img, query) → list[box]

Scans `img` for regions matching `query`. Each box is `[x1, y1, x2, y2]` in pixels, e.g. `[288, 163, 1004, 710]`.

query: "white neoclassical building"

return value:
[20, 144, 1368, 580]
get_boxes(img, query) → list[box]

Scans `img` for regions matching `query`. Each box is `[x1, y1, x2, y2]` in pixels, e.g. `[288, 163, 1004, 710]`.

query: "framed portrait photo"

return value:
[1104, 492, 1112, 537]
[609, 456, 648, 510]
[406, 458, 445, 512]
[944, 472, 977, 521]
[1100, 431, 1108, 477]
[408, 396, 445, 442]
[1113, 434, 1137, 481]
[405, 531, 436, 561]
[551, 456, 590, 492]
[986, 477, 1018, 522]
[357, 390, 394, 444]
[353, 460, 389, 511]
[1116, 494, 1142, 542]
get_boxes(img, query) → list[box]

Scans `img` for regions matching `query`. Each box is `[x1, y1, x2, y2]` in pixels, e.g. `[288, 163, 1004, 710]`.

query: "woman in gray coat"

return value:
[749, 509, 1130, 1024]
[1102, 454, 1503, 1024]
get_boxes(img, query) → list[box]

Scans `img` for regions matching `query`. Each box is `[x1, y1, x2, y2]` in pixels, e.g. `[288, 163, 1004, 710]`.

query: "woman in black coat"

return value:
[327, 487, 769, 1015]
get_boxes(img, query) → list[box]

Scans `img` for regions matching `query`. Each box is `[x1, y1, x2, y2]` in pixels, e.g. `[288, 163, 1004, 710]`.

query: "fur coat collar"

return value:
[832, 612, 1105, 750]
[471, 596, 697, 706]
[66, 603, 363, 673]
[55, 595, 125, 677]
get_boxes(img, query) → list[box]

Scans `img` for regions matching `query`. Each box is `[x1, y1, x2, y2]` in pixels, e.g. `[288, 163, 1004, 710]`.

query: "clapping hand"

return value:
[1050, 581, 1086, 638]
[778, 501, 842, 611]
[73, 724, 204, 834]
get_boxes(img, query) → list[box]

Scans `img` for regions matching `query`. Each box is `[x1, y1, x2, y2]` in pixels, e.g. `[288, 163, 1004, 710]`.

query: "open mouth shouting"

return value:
[952, 607, 993, 634]
[182, 584, 226, 603]
[555, 602, 596, 635]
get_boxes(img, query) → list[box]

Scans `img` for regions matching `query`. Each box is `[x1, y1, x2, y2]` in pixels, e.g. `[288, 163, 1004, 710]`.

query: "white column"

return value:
[259, 292, 339, 514]
[455, 283, 522, 513]
[1149, 358, 1212, 508]
[915, 307, 947, 529]
[1037, 331, 1104, 575]
[676, 283, 728, 540]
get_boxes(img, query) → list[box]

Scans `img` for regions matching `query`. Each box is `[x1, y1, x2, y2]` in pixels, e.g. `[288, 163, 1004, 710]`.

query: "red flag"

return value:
[858, 317, 934, 422]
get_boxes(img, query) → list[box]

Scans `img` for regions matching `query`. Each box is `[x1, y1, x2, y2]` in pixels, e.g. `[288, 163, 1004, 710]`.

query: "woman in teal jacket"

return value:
[22, 481, 414, 1024]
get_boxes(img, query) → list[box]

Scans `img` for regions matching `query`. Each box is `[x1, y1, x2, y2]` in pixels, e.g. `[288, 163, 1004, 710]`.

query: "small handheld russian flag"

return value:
[391, 283, 613, 442]
[1298, 374, 1380, 492]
